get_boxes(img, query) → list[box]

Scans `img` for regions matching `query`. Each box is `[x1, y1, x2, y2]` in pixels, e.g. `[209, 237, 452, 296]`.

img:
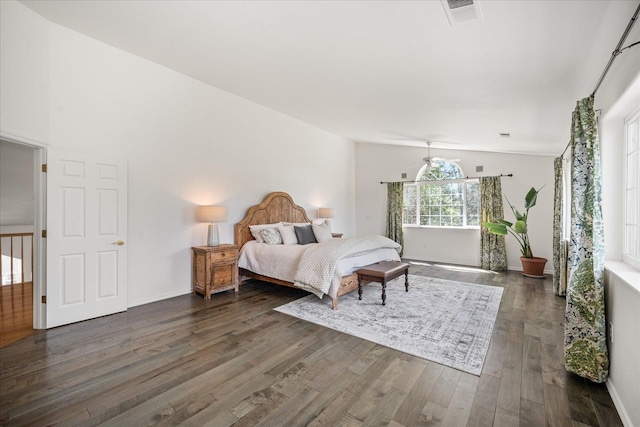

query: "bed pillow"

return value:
[260, 228, 282, 245]
[249, 222, 282, 243]
[294, 225, 317, 245]
[277, 224, 298, 245]
[283, 222, 311, 227]
[312, 221, 332, 242]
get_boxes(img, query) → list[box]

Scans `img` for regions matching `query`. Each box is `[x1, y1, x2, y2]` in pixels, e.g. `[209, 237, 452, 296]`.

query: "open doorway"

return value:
[0, 139, 36, 347]
[1, 135, 128, 334]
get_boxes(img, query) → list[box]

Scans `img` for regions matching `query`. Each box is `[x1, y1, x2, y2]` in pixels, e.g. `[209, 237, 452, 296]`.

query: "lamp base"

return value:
[207, 223, 220, 246]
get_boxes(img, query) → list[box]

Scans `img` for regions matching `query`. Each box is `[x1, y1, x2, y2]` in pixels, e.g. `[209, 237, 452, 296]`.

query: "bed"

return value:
[235, 191, 401, 309]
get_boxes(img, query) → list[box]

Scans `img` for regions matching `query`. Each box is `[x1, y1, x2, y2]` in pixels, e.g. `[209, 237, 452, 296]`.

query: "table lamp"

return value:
[318, 207, 334, 228]
[196, 205, 228, 246]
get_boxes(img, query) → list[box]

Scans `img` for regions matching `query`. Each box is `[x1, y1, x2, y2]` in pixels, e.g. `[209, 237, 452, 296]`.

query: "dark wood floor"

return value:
[0, 262, 622, 426]
[0, 282, 34, 349]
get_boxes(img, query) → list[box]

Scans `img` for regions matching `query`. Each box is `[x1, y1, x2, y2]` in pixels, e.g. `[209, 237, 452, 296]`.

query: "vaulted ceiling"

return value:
[21, 0, 639, 155]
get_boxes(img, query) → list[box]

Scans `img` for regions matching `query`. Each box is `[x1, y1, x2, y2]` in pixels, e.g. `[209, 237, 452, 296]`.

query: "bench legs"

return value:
[382, 281, 387, 305]
[357, 269, 409, 306]
[405, 270, 409, 292]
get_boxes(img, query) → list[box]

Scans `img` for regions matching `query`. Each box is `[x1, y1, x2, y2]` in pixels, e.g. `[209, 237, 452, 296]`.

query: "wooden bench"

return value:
[356, 261, 410, 305]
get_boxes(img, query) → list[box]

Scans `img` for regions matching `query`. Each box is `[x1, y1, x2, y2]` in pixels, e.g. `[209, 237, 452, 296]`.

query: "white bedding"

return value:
[238, 237, 401, 299]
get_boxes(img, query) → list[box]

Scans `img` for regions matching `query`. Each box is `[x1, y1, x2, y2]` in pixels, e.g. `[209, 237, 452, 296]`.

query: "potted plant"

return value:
[483, 186, 547, 278]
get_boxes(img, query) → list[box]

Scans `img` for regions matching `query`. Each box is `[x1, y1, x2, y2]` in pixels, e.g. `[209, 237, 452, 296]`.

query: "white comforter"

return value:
[294, 235, 401, 298]
[238, 235, 401, 299]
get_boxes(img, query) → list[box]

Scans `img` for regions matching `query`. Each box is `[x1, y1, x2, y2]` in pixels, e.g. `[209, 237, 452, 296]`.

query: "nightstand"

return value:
[191, 244, 239, 299]
[332, 233, 343, 239]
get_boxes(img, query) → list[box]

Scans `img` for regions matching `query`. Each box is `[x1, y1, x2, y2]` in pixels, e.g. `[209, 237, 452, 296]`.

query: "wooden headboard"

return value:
[234, 192, 312, 248]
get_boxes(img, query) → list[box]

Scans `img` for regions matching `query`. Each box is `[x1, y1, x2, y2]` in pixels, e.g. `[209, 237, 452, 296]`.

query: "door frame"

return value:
[0, 131, 47, 329]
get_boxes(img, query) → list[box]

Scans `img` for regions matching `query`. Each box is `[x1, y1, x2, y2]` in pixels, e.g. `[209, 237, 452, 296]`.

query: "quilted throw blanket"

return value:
[294, 235, 401, 298]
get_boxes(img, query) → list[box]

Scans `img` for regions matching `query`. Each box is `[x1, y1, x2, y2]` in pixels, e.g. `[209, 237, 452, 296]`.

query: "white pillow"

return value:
[283, 222, 311, 227]
[249, 222, 283, 243]
[277, 224, 298, 245]
[312, 221, 332, 242]
[261, 228, 283, 245]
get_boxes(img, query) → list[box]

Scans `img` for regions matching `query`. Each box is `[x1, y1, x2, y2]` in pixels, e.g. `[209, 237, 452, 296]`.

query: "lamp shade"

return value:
[196, 206, 228, 223]
[318, 208, 334, 219]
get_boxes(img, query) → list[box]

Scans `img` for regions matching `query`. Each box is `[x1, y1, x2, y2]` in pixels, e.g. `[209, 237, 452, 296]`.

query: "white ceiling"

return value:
[21, 0, 638, 155]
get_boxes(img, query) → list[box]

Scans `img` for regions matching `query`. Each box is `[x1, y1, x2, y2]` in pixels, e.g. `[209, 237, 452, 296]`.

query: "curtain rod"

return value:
[380, 173, 513, 185]
[591, 3, 640, 98]
[560, 4, 640, 157]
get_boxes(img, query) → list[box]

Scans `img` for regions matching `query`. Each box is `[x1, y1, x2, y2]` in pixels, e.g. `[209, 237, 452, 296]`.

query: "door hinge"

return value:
[41, 295, 47, 304]
[41, 230, 47, 238]
[41, 164, 47, 173]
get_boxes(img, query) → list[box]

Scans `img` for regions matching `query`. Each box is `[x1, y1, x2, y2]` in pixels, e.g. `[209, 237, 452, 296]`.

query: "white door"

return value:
[46, 149, 127, 328]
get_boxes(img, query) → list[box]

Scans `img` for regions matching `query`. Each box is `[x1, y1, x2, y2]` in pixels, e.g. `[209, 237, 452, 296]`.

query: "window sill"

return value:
[604, 261, 640, 295]
[403, 224, 480, 230]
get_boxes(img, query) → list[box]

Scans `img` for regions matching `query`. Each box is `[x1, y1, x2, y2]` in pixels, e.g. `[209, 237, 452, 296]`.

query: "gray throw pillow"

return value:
[294, 225, 317, 245]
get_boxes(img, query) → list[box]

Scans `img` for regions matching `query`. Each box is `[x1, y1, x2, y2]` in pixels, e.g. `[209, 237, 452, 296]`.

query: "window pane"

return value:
[466, 182, 480, 226]
[628, 151, 638, 189]
[626, 224, 638, 259]
[418, 161, 464, 181]
[628, 189, 637, 224]
[404, 161, 480, 229]
[628, 118, 638, 153]
[403, 185, 417, 224]
[625, 112, 640, 266]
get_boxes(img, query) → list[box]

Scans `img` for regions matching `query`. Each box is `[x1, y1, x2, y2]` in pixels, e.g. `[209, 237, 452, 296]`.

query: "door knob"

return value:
[113, 240, 125, 246]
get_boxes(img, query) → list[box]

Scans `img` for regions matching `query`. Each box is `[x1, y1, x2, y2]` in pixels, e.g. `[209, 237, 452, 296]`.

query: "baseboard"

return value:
[606, 378, 634, 427]
[507, 264, 555, 275]
[402, 255, 481, 268]
[128, 288, 192, 308]
[403, 256, 554, 276]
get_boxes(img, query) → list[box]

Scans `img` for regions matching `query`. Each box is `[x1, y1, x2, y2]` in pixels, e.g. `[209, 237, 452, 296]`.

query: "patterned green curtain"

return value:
[552, 156, 567, 296]
[386, 182, 404, 257]
[479, 176, 507, 271]
[564, 96, 608, 383]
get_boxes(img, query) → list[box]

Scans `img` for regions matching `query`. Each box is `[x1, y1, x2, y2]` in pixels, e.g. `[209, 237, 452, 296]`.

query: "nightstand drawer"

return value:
[211, 249, 236, 262]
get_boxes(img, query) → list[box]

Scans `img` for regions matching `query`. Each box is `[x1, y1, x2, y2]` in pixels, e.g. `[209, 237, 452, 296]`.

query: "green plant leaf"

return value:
[482, 222, 508, 235]
[525, 186, 542, 209]
[514, 219, 527, 234]
[513, 208, 524, 221]
[496, 219, 513, 227]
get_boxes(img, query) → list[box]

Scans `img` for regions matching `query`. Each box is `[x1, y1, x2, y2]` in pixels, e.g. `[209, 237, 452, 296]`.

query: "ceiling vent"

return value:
[441, 0, 483, 25]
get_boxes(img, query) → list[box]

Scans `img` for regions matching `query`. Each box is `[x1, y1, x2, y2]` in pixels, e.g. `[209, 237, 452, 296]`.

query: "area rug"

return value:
[274, 275, 503, 375]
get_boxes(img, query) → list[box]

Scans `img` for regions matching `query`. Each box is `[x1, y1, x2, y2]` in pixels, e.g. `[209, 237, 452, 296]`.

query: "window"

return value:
[624, 109, 640, 269]
[403, 161, 480, 227]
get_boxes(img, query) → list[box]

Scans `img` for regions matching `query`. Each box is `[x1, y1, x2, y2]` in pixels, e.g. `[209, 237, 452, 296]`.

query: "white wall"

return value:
[599, 63, 640, 427]
[0, 1, 356, 307]
[604, 268, 640, 427]
[600, 73, 640, 263]
[355, 142, 555, 271]
[595, 3, 640, 425]
[0, 1, 49, 142]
